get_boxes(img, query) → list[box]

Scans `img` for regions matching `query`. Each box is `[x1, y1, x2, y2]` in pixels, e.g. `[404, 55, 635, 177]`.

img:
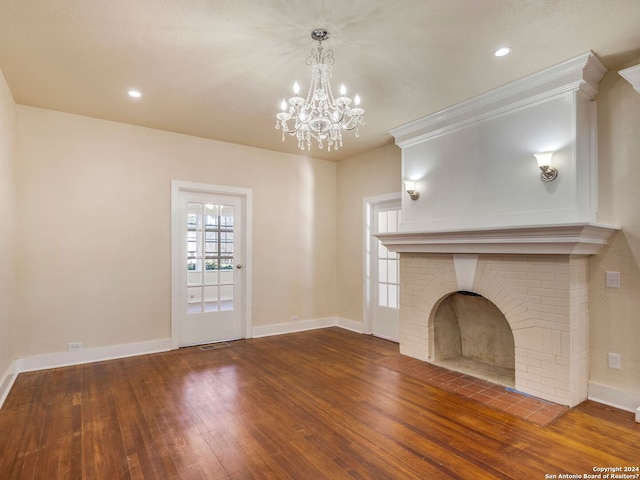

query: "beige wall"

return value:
[15, 106, 337, 357]
[0, 71, 16, 377]
[591, 66, 640, 398]
[336, 143, 401, 323]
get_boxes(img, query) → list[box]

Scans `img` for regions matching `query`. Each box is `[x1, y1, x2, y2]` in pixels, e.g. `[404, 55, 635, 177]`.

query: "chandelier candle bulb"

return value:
[275, 28, 366, 151]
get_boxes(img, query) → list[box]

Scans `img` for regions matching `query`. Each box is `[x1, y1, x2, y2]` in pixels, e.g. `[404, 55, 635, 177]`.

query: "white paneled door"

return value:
[174, 188, 246, 346]
[370, 198, 401, 342]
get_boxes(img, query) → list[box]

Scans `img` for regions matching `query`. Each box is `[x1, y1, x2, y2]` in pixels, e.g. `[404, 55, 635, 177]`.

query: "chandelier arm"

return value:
[332, 110, 347, 125]
[280, 125, 301, 135]
[340, 122, 359, 131]
[338, 113, 365, 131]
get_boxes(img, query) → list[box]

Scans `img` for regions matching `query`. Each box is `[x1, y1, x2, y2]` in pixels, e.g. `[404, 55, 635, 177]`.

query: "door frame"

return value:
[171, 180, 253, 349]
[363, 192, 401, 336]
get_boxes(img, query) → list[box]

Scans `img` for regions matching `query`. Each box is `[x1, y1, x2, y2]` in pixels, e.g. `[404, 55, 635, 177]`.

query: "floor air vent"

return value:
[199, 343, 231, 351]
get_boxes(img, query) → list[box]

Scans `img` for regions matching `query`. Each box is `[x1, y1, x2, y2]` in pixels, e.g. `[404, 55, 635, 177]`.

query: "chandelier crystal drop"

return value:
[275, 28, 365, 152]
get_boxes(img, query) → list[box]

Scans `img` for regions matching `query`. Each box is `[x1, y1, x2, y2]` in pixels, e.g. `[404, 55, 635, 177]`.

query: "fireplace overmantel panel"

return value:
[390, 52, 608, 235]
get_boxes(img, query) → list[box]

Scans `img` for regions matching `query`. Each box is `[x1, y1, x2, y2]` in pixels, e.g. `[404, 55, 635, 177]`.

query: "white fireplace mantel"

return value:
[377, 222, 619, 255]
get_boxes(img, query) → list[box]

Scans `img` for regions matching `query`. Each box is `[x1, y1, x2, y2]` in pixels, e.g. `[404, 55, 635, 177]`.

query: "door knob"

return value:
[236, 264, 243, 269]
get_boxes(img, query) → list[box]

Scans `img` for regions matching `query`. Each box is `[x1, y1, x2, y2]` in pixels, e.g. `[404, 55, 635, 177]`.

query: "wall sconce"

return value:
[404, 180, 420, 200]
[534, 151, 558, 182]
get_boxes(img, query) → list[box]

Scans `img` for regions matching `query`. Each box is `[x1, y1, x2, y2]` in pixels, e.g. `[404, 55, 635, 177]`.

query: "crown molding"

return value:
[390, 52, 607, 148]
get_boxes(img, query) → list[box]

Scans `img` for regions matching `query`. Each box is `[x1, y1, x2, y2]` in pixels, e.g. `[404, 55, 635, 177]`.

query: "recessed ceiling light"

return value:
[128, 90, 142, 98]
[494, 47, 511, 57]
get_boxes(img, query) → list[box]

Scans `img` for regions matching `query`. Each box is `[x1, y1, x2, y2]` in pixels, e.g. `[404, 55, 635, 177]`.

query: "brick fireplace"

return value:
[378, 225, 616, 406]
[380, 52, 617, 407]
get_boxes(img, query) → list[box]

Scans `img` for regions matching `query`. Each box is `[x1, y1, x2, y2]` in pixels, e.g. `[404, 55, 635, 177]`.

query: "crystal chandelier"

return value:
[276, 29, 365, 152]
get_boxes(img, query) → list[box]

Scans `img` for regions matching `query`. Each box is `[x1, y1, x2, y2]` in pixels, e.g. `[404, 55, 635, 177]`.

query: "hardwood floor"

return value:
[1, 327, 638, 479]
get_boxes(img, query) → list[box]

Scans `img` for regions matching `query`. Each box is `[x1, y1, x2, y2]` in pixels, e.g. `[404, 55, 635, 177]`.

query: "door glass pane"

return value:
[219, 269, 234, 285]
[205, 270, 219, 285]
[375, 208, 402, 310]
[220, 285, 234, 311]
[378, 211, 388, 233]
[205, 204, 218, 225]
[388, 285, 398, 309]
[188, 270, 202, 286]
[387, 210, 398, 233]
[204, 285, 219, 312]
[220, 258, 234, 270]
[379, 284, 388, 308]
[388, 260, 398, 284]
[378, 259, 388, 283]
[186, 201, 236, 315]
[188, 286, 202, 314]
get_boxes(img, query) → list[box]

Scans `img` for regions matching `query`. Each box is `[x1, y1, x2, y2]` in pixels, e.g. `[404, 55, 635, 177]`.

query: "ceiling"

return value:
[1, 0, 639, 161]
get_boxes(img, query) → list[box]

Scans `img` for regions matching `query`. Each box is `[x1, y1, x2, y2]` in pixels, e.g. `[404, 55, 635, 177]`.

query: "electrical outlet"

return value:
[67, 342, 83, 352]
[608, 352, 621, 369]
[291, 315, 299, 322]
[605, 271, 621, 288]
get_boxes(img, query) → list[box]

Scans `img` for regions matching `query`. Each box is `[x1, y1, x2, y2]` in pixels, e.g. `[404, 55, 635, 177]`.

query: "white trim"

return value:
[619, 64, 640, 94]
[588, 381, 640, 419]
[252, 317, 336, 338]
[453, 254, 478, 291]
[363, 193, 402, 335]
[336, 317, 366, 334]
[171, 180, 253, 348]
[16, 339, 172, 373]
[0, 360, 18, 409]
[377, 222, 619, 255]
[251, 317, 365, 338]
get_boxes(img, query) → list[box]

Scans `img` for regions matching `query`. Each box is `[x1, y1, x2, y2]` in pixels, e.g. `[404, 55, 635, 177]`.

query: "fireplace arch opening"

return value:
[431, 291, 515, 387]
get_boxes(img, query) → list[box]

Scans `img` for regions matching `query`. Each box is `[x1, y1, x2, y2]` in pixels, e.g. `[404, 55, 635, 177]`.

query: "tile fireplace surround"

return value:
[378, 223, 617, 407]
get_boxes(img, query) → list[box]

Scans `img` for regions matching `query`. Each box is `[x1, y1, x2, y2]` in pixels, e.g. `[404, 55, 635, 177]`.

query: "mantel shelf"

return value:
[376, 223, 619, 255]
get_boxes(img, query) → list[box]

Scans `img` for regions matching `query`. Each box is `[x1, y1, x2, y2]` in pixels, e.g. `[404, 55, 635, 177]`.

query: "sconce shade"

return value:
[534, 151, 558, 182]
[534, 151, 554, 168]
[404, 180, 420, 200]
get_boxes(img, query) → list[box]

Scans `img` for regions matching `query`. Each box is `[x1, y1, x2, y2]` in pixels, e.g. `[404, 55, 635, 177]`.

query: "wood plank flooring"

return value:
[1, 327, 638, 479]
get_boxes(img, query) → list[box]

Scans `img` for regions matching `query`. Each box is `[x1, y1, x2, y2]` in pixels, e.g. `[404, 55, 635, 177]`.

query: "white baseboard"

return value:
[251, 316, 364, 338]
[588, 381, 640, 420]
[251, 317, 335, 338]
[16, 338, 172, 373]
[336, 317, 365, 334]
[10, 319, 366, 374]
[0, 360, 18, 409]
[3, 321, 370, 411]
